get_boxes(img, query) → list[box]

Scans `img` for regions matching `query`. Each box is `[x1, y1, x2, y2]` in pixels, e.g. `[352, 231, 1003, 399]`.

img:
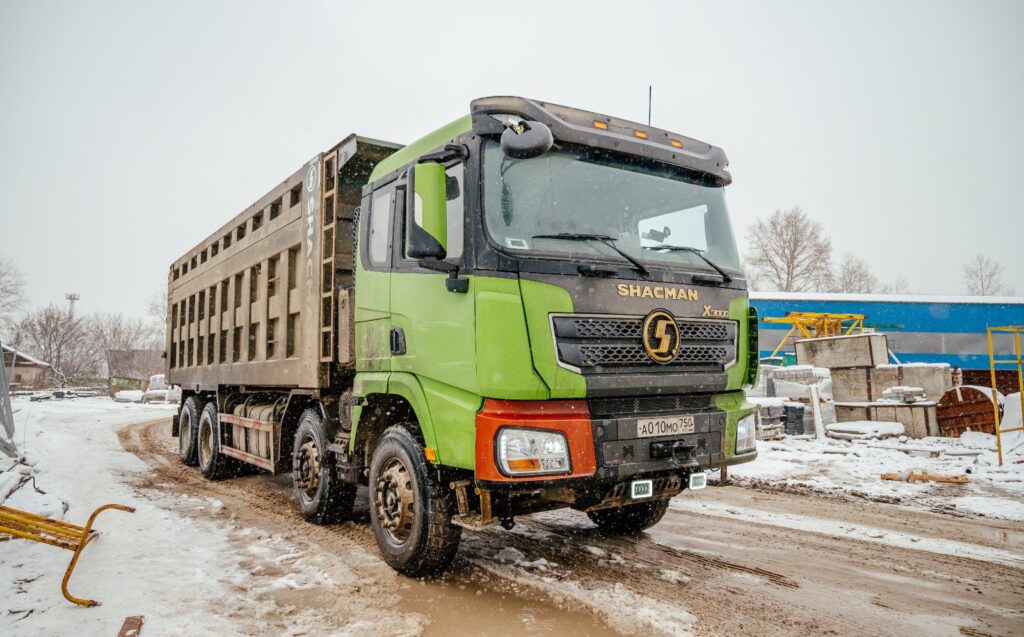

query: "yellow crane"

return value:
[763, 311, 866, 359]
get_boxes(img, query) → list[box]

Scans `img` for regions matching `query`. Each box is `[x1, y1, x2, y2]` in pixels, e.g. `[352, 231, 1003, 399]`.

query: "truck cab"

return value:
[350, 97, 757, 572]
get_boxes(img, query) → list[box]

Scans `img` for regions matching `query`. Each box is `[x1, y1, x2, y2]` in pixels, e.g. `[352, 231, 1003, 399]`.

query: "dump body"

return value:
[166, 136, 400, 390]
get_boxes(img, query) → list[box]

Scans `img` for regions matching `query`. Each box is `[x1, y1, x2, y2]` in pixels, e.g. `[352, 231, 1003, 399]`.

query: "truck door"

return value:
[388, 162, 475, 389]
[354, 183, 396, 371]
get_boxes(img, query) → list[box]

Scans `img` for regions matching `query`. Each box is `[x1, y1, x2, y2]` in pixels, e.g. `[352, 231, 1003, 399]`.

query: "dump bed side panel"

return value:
[165, 136, 402, 392]
[166, 156, 324, 390]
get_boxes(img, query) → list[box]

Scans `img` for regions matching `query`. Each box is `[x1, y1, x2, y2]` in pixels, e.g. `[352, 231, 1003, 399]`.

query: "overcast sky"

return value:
[2, 0, 1022, 317]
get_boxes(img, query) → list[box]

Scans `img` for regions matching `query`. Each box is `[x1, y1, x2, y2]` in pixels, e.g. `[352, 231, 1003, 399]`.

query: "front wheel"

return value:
[369, 425, 461, 577]
[292, 408, 356, 524]
[587, 498, 671, 534]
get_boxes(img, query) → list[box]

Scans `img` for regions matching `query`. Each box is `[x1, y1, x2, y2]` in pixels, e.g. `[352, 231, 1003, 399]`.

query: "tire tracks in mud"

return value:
[116, 417, 1024, 637]
[117, 417, 808, 635]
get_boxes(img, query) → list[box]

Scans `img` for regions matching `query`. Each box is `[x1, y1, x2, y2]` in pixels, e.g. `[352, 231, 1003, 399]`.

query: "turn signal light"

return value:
[506, 458, 541, 472]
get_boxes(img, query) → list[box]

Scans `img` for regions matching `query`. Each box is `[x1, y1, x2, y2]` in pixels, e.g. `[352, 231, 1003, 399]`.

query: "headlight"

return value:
[496, 427, 571, 476]
[736, 413, 757, 454]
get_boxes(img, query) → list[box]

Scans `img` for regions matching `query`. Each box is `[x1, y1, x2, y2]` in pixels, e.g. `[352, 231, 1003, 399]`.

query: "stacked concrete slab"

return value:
[795, 333, 950, 439]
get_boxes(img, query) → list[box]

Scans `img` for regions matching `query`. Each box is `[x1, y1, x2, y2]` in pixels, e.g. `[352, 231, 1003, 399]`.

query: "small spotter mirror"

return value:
[500, 120, 553, 159]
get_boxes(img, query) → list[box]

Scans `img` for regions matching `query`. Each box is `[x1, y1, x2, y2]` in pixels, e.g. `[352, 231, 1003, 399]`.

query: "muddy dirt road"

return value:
[119, 418, 1024, 637]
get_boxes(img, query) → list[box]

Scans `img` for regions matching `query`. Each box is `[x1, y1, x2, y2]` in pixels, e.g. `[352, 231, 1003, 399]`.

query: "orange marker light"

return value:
[670, 139, 684, 148]
[506, 458, 541, 472]
[593, 120, 609, 130]
[424, 447, 438, 462]
[634, 130, 649, 139]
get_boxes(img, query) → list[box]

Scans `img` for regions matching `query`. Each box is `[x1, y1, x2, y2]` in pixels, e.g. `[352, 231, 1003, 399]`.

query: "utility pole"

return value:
[65, 293, 80, 318]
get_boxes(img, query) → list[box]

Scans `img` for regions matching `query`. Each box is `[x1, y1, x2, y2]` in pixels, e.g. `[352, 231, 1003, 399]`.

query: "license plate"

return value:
[636, 416, 695, 438]
[630, 479, 653, 499]
[688, 472, 707, 490]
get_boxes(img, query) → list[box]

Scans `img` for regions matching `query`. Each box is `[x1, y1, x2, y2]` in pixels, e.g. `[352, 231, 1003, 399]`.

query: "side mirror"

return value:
[500, 120, 553, 159]
[406, 162, 447, 259]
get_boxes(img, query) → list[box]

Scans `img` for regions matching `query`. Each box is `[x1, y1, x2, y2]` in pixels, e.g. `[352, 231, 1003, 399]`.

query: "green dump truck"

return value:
[166, 96, 758, 576]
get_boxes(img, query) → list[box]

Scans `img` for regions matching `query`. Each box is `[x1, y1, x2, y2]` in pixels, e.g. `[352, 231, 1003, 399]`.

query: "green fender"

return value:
[351, 371, 436, 454]
[350, 371, 480, 470]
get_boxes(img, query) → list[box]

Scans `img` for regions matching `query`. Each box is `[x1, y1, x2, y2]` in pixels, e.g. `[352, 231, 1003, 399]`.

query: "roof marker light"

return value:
[633, 130, 649, 139]
[670, 139, 684, 148]
[593, 120, 609, 130]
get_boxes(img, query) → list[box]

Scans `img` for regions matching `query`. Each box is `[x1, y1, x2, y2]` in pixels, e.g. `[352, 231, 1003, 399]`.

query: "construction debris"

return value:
[0, 502, 135, 606]
[826, 421, 905, 440]
[880, 469, 969, 484]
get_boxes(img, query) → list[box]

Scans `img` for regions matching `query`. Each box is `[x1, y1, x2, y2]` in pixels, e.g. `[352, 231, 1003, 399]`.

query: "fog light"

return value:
[736, 413, 757, 454]
[496, 427, 570, 476]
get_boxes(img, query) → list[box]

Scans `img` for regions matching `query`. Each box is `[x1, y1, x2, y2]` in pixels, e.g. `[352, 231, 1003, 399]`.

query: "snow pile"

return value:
[729, 432, 1024, 521]
[0, 398, 427, 636]
[826, 420, 904, 440]
[113, 389, 145, 403]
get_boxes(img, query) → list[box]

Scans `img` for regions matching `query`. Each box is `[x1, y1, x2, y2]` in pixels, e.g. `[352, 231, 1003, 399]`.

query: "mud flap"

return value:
[171, 414, 179, 437]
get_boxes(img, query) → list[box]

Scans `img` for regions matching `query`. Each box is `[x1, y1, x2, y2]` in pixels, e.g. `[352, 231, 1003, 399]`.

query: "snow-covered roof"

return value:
[749, 291, 1024, 305]
[1, 344, 51, 368]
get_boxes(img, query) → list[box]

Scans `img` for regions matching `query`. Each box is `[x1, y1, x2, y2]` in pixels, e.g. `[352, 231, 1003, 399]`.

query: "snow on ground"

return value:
[728, 430, 1024, 522]
[0, 398, 425, 637]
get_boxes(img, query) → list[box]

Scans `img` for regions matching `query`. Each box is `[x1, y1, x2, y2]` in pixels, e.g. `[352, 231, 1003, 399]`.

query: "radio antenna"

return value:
[647, 85, 652, 126]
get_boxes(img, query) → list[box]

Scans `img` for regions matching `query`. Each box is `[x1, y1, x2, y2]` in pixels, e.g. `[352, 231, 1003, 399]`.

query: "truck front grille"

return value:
[552, 314, 736, 373]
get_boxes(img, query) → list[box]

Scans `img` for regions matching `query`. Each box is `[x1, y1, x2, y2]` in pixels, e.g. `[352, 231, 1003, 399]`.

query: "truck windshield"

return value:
[481, 139, 742, 274]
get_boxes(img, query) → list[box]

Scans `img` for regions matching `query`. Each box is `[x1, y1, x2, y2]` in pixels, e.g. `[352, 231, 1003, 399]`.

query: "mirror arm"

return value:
[418, 144, 469, 165]
[416, 258, 469, 294]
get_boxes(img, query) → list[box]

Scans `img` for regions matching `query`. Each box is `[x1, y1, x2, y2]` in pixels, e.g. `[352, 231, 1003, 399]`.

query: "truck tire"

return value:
[292, 408, 356, 524]
[369, 425, 461, 577]
[197, 401, 231, 480]
[178, 396, 200, 466]
[587, 498, 671, 534]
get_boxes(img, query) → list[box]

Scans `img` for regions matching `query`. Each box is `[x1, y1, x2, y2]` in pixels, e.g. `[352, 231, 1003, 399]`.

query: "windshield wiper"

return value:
[643, 245, 733, 283]
[532, 233, 649, 278]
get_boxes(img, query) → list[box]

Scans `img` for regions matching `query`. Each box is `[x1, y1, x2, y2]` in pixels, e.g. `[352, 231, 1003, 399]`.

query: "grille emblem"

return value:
[642, 309, 680, 364]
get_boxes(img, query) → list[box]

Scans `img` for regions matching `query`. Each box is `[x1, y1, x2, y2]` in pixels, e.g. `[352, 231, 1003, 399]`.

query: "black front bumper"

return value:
[478, 407, 756, 497]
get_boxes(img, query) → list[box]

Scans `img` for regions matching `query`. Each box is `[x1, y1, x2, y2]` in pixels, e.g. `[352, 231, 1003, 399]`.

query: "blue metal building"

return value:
[750, 292, 1024, 370]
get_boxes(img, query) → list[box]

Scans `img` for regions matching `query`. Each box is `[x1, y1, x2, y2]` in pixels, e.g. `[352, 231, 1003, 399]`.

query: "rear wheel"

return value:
[369, 425, 461, 577]
[292, 408, 356, 524]
[177, 396, 200, 466]
[198, 402, 231, 480]
[587, 498, 671, 534]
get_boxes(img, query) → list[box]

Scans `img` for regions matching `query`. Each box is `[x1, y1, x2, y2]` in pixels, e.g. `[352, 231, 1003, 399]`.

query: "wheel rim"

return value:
[295, 434, 322, 501]
[374, 456, 415, 545]
[199, 418, 212, 468]
[180, 412, 192, 455]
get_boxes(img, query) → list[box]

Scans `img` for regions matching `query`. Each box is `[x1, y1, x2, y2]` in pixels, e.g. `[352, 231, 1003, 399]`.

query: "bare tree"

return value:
[0, 256, 27, 331]
[90, 313, 163, 378]
[145, 289, 167, 325]
[880, 276, 911, 295]
[744, 207, 833, 292]
[11, 304, 101, 382]
[829, 253, 879, 293]
[964, 254, 1012, 296]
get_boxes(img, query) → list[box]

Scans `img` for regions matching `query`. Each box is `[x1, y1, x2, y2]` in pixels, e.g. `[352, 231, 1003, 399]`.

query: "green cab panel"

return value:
[725, 294, 750, 391]
[474, 277, 551, 399]
[714, 390, 755, 460]
[518, 279, 587, 398]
